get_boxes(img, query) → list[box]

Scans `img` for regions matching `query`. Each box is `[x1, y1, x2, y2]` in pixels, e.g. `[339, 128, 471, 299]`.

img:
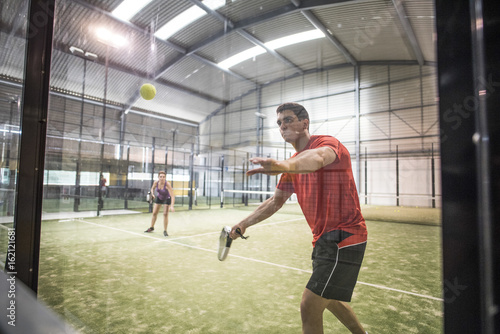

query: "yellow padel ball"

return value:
[140, 83, 156, 100]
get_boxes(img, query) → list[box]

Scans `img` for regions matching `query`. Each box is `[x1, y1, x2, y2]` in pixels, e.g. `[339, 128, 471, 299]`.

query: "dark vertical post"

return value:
[208, 148, 211, 208]
[151, 137, 155, 176]
[241, 159, 245, 204]
[484, 2, 500, 331]
[470, 1, 495, 332]
[396, 145, 399, 206]
[6, 98, 19, 216]
[233, 151, 236, 206]
[202, 157, 206, 198]
[189, 143, 194, 210]
[245, 152, 249, 206]
[354, 66, 361, 188]
[124, 144, 130, 209]
[220, 155, 224, 208]
[202, 159, 206, 198]
[118, 112, 127, 173]
[74, 58, 86, 212]
[431, 143, 435, 209]
[364, 147, 368, 205]
[259, 115, 264, 202]
[435, 0, 500, 332]
[118, 111, 126, 191]
[164, 147, 168, 175]
[388, 66, 392, 152]
[171, 130, 176, 191]
[149, 137, 155, 213]
[97, 46, 109, 216]
[419, 66, 425, 149]
[181, 152, 186, 207]
[266, 154, 271, 199]
[14, 0, 55, 292]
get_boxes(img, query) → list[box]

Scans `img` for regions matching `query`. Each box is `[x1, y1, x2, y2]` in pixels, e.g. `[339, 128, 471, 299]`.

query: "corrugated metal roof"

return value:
[219, 0, 293, 23]
[405, 1, 436, 62]
[0, 0, 437, 124]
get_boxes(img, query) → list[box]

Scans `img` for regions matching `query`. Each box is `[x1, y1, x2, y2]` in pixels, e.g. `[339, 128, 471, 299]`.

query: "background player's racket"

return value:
[217, 226, 248, 261]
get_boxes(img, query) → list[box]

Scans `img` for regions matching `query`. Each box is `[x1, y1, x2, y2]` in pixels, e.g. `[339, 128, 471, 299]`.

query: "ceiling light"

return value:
[69, 46, 84, 56]
[112, 0, 154, 21]
[96, 28, 128, 48]
[84, 52, 98, 60]
[154, 0, 226, 40]
[218, 29, 325, 69]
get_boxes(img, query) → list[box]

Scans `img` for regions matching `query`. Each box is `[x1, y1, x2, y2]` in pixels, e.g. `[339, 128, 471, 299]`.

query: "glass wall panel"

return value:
[0, 0, 28, 271]
[4, 0, 444, 333]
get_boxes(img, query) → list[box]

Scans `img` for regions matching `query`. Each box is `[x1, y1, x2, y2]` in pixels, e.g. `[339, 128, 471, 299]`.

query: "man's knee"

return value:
[300, 289, 326, 321]
[300, 299, 314, 324]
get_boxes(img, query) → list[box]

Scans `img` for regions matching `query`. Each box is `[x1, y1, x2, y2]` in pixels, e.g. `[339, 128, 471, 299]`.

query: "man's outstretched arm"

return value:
[247, 146, 336, 176]
[230, 188, 292, 239]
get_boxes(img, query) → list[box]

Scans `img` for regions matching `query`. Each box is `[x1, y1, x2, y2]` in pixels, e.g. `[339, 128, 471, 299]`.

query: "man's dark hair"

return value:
[276, 102, 309, 122]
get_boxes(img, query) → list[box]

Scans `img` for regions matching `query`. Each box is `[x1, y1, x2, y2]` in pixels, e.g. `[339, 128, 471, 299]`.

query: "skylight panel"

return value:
[218, 30, 326, 69]
[218, 46, 267, 69]
[112, 0, 154, 21]
[265, 30, 325, 50]
[154, 0, 226, 40]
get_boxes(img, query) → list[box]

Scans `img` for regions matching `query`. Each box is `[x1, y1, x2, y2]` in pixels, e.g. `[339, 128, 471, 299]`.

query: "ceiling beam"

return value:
[69, 0, 248, 111]
[296, 8, 358, 66]
[168, 0, 357, 78]
[237, 29, 304, 75]
[187, 0, 235, 29]
[189, 0, 304, 75]
[9, 83, 200, 128]
[200, 58, 436, 124]
[190, 54, 257, 84]
[71, 0, 186, 53]
[391, 0, 425, 66]
[52, 40, 228, 107]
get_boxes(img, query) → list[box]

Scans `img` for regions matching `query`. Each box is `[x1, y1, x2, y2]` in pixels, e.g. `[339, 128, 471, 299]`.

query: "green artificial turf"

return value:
[37, 205, 443, 333]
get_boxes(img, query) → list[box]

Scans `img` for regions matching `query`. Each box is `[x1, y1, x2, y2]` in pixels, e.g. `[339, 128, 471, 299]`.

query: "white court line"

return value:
[78, 219, 218, 254]
[76, 218, 443, 302]
[169, 217, 305, 240]
[356, 282, 443, 301]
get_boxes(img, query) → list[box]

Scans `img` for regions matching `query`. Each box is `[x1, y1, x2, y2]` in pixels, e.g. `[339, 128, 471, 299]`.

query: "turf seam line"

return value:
[77, 218, 443, 302]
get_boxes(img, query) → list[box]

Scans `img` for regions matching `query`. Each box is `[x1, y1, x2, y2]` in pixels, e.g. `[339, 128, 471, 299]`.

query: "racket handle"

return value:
[235, 228, 249, 239]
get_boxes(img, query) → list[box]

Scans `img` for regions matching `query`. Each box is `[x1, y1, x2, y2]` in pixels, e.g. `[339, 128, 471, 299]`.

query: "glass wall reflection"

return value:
[0, 0, 28, 272]
[0, 0, 442, 332]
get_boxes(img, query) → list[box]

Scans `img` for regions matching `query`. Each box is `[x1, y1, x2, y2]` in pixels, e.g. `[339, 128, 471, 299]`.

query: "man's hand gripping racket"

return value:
[217, 226, 249, 261]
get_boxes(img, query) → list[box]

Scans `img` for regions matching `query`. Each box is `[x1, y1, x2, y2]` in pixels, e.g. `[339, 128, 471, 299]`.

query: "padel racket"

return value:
[217, 226, 248, 261]
[218, 226, 233, 261]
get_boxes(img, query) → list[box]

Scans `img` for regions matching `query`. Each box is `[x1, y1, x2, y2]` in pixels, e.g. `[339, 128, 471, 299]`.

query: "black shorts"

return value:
[306, 230, 366, 302]
[154, 197, 171, 205]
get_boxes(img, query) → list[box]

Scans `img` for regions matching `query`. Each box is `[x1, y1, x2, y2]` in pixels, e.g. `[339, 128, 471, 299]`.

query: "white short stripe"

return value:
[338, 240, 367, 250]
[320, 243, 340, 297]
